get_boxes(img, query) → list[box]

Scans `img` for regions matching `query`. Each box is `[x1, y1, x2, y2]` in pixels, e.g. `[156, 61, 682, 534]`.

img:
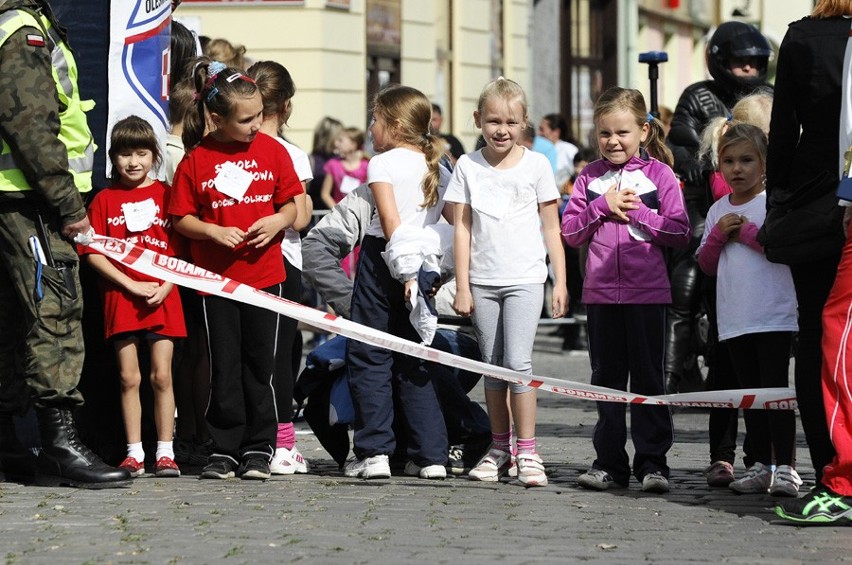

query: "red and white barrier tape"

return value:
[80, 235, 797, 410]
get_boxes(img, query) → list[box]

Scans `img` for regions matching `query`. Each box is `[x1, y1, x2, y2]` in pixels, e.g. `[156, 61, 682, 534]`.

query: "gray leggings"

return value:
[471, 283, 543, 394]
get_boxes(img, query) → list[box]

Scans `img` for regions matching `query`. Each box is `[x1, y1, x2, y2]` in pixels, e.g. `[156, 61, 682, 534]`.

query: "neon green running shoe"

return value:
[775, 487, 852, 526]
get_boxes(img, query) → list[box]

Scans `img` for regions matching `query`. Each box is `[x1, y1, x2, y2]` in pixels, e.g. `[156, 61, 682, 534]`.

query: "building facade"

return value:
[177, 0, 813, 152]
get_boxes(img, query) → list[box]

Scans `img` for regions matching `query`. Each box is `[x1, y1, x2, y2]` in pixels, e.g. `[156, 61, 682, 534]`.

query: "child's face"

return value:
[210, 92, 263, 143]
[334, 134, 357, 155]
[596, 110, 647, 166]
[114, 148, 154, 187]
[719, 141, 764, 198]
[538, 119, 558, 143]
[369, 113, 391, 153]
[474, 96, 525, 156]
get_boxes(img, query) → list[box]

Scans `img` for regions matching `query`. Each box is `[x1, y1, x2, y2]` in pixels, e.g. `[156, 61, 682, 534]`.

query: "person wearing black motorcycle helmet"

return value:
[664, 21, 773, 485]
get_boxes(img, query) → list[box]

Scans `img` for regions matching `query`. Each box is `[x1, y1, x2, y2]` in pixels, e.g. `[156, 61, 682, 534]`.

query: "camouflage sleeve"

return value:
[0, 25, 86, 225]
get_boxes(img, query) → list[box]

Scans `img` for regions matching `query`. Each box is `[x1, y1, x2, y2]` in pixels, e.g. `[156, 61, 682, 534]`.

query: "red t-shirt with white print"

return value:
[81, 180, 187, 339]
[169, 132, 302, 289]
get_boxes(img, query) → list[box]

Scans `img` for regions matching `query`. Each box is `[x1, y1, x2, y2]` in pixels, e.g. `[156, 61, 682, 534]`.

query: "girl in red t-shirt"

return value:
[169, 61, 302, 481]
[81, 115, 187, 479]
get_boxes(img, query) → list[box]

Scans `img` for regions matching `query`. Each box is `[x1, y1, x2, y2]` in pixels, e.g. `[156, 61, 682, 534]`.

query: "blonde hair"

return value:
[372, 84, 442, 208]
[812, 0, 852, 17]
[476, 76, 529, 123]
[593, 86, 672, 167]
[698, 92, 774, 169]
[718, 122, 768, 171]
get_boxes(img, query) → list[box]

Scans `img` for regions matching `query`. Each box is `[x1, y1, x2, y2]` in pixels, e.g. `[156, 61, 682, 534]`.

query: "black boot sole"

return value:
[35, 473, 132, 489]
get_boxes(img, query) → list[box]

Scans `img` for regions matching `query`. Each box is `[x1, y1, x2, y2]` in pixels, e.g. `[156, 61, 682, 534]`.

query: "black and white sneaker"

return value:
[239, 457, 271, 481]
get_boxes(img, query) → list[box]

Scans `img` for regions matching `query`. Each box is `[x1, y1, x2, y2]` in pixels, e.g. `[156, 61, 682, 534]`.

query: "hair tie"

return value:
[646, 112, 654, 123]
[192, 92, 201, 102]
[208, 61, 227, 76]
[726, 114, 733, 122]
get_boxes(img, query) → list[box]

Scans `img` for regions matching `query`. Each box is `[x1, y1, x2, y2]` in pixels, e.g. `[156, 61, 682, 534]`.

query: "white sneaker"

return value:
[468, 447, 511, 482]
[770, 465, 803, 497]
[516, 453, 547, 487]
[343, 454, 391, 479]
[403, 460, 447, 479]
[729, 462, 772, 494]
[270, 446, 309, 475]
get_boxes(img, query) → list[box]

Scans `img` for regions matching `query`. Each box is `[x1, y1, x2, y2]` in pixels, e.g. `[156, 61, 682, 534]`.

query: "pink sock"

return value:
[491, 431, 511, 453]
[516, 437, 537, 455]
[277, 423, 296, 450]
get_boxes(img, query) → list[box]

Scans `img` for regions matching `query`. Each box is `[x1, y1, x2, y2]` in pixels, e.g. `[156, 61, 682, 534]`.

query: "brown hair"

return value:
[246, 60, 296, 126]
[372, 84, 442, 208]
[812, 0, 852, 17]
[593, 86, 673, 167]
[108, 115, 163, 183]
[204, 37, 247, 70]
[338, 126, 365, 150]
[312, 116, 343, 155]
[182, 60, 259, 150]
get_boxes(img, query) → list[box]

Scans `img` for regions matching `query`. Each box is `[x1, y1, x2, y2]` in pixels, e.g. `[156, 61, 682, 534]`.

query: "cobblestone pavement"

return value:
[1, 329, 850, 564]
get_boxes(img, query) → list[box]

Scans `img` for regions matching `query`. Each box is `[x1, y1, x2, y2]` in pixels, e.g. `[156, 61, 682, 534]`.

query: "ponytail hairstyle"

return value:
[108, 115, 162, 183]
[698, 116, 729, 169]
[182, 60, 259, 150]
[246, 60, 296, 127]
[718, 122, 768, 171]
[593, 86, 673, 167]
[372, 84, 442, 208]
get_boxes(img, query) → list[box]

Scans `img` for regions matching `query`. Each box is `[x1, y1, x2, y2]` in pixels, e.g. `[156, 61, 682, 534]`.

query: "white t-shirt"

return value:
[698, 191, 798, 341]
[554, 139, 579, 186]
[366, 147, 446, 238]
[276, 137, 313, 271]
[443, 147, 559, 286]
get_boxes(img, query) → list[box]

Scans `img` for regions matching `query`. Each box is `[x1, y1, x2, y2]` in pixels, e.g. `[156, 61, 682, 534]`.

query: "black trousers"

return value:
[586, 303, 673, 484]
[726, 331, 796, 466]
[791, 258, 841, 483]
[202, 284, 282, 462]
[273, 257, 302, 425]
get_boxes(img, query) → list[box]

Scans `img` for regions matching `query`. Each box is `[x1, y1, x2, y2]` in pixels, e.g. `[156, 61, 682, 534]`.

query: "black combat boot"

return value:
[0, 413, 36, 482]
[36, 407, 131, 488]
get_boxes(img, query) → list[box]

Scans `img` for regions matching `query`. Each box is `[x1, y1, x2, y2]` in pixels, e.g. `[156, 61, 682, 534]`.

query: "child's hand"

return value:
[209, 225, 246, 249]
[453, 287, 474, 317]
[145, 282, 173, 307]
[404, 279, 416, 302]
[551, 285, 568, 319]
[245, 214, 286, 248]
[126, 280, 159, 300]
[604, 185, 639, 222]
[716, 213, 744, 241]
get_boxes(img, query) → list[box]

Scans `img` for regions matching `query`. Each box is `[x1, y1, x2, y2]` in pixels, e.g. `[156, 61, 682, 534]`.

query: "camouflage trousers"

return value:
[0, 200, 84, 412]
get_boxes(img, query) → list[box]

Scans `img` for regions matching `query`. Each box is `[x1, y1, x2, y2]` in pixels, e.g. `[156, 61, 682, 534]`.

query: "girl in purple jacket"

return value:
[562, 87, 690, 494]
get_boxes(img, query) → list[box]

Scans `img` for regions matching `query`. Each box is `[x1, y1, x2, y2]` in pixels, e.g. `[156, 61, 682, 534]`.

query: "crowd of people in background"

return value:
[2, 0, 852, 529]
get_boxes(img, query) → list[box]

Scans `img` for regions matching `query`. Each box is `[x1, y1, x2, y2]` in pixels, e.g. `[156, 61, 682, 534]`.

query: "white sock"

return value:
[156, 440, 175, 460]
[127, 442, 144, 462]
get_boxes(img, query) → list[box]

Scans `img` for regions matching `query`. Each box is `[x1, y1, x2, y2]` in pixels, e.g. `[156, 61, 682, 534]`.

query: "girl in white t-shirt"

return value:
[445, 77, 567, 487]
[697, 123, 800, 497]
[343, 84, 451, 480]
[247, 60, 313, 476]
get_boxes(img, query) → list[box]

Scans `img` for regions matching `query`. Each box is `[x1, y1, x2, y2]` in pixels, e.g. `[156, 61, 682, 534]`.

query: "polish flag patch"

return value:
[26, 34, 45, 47]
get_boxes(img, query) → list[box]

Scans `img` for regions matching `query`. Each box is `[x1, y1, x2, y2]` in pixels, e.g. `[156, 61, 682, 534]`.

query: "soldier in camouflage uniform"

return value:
[0, 0, 129, 487]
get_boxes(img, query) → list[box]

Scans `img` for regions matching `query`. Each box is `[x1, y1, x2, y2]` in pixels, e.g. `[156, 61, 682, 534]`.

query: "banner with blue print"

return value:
[108, 0, 172, 180]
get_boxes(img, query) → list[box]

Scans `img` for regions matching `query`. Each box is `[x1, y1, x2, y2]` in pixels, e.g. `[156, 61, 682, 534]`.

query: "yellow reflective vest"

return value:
[0, 8, 94, 193]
